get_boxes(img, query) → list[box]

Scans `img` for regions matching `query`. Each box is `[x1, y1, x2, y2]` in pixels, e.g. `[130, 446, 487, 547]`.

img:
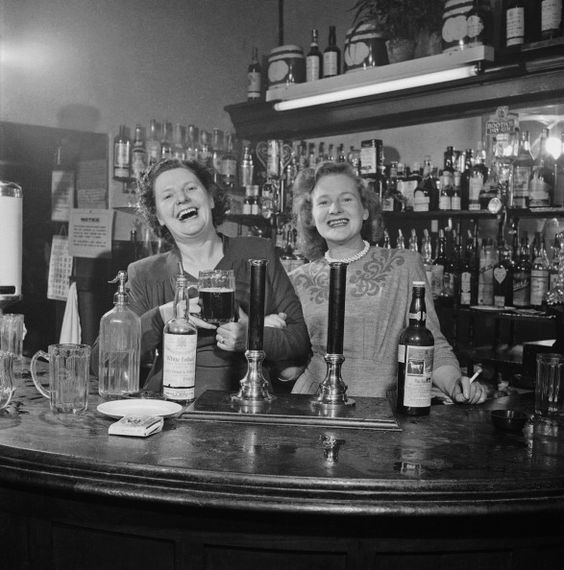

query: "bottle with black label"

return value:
[397, 281, 434, 416]
[163, 273, 197, 405]
[247, 47, 262, 101]
[323, 25, 341, 78]
[306, 28, 322, 81]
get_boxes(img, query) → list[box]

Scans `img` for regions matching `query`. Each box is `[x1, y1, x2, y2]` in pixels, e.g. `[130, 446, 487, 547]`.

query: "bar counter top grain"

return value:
[1, 370, 564, 569]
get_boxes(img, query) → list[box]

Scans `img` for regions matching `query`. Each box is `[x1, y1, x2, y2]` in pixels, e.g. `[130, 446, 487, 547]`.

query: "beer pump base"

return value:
[231, 349, 276, 408]
[310, 353, 355, 410]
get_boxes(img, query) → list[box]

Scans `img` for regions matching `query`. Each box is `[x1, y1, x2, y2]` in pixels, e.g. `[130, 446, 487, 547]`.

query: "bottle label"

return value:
[530, 270, 549, 305]
[439, 194, 451, 210]
[513, 166, 531, 205]
[460, 271, 472, 305]
[451, 195, 461, 210]
[506, 7, 525, 46]
[248, 71, 262, 99]
[163, 332, 197, 401]
[323, 52, 338, 77]
[399, 344, 433, 408]
[306, 56, 321, 81]
[513, 273, 530, 306]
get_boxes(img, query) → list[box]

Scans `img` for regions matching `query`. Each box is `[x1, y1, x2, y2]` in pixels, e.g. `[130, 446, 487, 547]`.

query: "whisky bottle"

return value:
[247, 47, 262, 101]
[221, 133, 238, 189]
[113, 125, 131, 181]
[529, 127, 555, 208]
[530, 236, 550, 307]
[431, 229, 447, 300]
[172, 123, 186, 160]
[146, 119, 161, 165]
[493, 240, 514, 308]
[163, 273, 197, 405]
[131, 125, 147, 179]
[98, 270, 141, 399]
[323, 25, 340, 78]
[306, 28, 322, 81]
[160, 121, 172, 159]
[397, 281, 434, 416]
[478, 236, 496, 305]
[513, 129, 534, 208]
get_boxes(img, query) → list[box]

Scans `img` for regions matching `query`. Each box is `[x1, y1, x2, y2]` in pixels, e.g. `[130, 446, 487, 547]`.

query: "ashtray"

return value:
[491, 409, 530, 433]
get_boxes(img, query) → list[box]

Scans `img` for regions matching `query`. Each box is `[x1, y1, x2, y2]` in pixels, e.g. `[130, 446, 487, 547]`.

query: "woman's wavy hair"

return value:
[292, 161, 383, 261]
[136, 157, 229, 247]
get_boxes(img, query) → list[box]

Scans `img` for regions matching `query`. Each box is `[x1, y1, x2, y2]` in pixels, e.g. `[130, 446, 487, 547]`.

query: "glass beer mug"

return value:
[0, 351, 16, 410]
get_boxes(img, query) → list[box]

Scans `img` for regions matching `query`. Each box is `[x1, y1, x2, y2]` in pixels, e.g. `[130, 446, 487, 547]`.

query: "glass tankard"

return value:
[0, 350, 16, 410]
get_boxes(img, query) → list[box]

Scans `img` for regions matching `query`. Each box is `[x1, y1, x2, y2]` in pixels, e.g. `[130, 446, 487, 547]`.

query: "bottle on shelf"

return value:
[460, 149, 473, 210]
[146, 119, 161, 165]
[431, 229, 448, 300]
[439, 171, 452, 211]
[306, 28, 322, 81]
[98, 270, 141, 400]
[172, 123, 186, 160]
[505, 0, 526, 47]
[439, 231, 458, 307]
[422, 156, 439, 211]
[247, 47, 262, 102]
[113, 125, 131, 182]
[323, 25, 341, 78]
[512, 129, 534, 208]
[221, 133, 238, 189]
[396, 228, 406, 250]
[160, 121, 172, 159]
[540, 0, 563, 40]
[382, 229, 391, 249]
[163, 273, 197, 405]
[554, 130, 564, 206]
[397, 281, 434, 417]
[211, 128, 225, 183]
[199, 130, 212, 167]
[529, 127, 555, 208]
[131, 125, 147, 180]
[458, 231, 477, 306]
[451, 170, 462, 211]
[513, 234, 532, 308]
[240, 143, 255, 188]
[493, 240, 514, 308]
[420, 229, 434, 289]
[185, 124, 199, 161]
[530, 234, 550, 308]
[478, 236, 496, 305]
[549, 233, 562, 290]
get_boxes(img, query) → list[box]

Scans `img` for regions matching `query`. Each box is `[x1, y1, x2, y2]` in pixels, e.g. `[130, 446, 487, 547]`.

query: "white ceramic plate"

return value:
[97, 399, 183, 419]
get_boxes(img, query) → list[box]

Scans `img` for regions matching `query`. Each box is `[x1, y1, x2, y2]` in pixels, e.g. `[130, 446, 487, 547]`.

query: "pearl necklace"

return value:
[324, 240, 370, 264]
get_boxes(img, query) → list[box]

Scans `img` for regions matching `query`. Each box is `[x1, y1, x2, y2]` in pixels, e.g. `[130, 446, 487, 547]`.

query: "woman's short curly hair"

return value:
[136, 158, 229, 247]
[292, 161, 383, 261]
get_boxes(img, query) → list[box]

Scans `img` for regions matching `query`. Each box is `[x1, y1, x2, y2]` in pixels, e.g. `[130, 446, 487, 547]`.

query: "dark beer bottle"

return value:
[323, 25, 341, 78]
[397, 281, 434, 416]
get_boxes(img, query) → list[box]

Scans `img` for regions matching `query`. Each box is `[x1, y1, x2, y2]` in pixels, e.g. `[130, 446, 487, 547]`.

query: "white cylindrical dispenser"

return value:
[0, 180, 23, 311]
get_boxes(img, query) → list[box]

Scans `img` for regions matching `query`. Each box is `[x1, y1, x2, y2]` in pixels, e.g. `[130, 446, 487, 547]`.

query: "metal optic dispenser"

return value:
[0, 181, 23, 314]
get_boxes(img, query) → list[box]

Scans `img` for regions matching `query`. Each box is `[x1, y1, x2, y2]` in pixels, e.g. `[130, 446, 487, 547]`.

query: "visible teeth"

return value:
[178, 208, 197, 220]
[328, 218, 348, 227]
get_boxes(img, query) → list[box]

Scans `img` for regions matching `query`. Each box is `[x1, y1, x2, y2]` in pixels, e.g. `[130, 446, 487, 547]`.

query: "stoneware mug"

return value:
[30, 343, 91, 414]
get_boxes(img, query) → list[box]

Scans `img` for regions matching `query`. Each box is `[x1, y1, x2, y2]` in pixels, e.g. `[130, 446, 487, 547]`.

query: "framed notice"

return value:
[68, 209, 114, 259]
[47, 235, 73, 301]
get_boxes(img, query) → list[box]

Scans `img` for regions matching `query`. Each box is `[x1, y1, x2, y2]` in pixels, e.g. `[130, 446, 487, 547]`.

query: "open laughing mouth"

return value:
[327, 218, 349, 227]
[177, 207, 198, 221]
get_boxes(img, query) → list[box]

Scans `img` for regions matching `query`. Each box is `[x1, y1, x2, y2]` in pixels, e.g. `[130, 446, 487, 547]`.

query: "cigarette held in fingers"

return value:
[468, 367, 482, 384]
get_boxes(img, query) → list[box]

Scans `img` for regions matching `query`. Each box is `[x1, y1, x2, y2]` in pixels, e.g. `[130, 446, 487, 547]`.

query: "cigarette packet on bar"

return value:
[108, 415, 164, 437]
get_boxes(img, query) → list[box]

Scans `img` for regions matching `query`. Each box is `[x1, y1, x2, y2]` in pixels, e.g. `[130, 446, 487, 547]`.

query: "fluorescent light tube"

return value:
[274, 66, 478, 111]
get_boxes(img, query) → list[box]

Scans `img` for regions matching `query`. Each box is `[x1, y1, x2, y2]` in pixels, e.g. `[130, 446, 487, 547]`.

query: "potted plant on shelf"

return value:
[350, 0, 444, 63]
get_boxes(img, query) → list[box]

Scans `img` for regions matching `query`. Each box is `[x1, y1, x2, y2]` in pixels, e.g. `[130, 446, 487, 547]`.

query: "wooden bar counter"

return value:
[1, 370, 564, 569]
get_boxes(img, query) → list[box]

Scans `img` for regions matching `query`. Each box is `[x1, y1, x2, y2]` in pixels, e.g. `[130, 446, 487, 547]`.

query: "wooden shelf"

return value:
[226, 44, 564, 140]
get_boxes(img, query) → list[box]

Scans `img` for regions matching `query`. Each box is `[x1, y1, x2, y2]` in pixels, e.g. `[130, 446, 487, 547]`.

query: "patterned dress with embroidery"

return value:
[288, 247, 460, 397]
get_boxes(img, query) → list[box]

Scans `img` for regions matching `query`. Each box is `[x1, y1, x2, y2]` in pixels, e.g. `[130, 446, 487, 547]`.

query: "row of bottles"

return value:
[112, 121, 239, 189]
[383, 225, 563, 311]
[505, 0, 563, 46]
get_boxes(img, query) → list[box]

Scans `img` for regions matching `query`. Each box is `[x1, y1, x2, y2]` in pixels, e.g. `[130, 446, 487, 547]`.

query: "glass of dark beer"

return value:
[198, 269, 236, 325]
